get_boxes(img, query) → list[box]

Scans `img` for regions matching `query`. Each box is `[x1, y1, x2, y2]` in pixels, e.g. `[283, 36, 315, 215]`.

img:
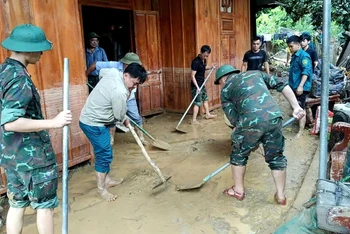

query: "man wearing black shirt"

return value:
[241, 37, 269, 74]
[300, 33, 319, 71]
[190, 45, 216, 124]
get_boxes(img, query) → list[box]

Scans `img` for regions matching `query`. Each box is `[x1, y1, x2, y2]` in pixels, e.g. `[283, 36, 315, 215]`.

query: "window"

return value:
[220, 0, 233, 13]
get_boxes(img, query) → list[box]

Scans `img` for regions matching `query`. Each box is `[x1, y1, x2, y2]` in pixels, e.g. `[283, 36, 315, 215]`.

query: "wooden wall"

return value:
[134, 0, 159, 11]
[79, 0, 132, 10]
[234, 0, 251, 68]
[0, 0, 92, 186]
[159, 0, 196, 113]
[160, 0, 251, 112]
[195, 0, 221, 109]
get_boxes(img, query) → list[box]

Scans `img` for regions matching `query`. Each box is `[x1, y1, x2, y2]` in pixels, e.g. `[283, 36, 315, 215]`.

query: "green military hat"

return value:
[120, 52, 142, 65]
[2, 24, 52, 52]
[214, 64, 240, 85]
[88, 32, 100, 40]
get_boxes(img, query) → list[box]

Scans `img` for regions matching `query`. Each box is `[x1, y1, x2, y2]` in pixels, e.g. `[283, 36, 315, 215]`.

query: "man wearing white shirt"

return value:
[86, 52, 149, 145]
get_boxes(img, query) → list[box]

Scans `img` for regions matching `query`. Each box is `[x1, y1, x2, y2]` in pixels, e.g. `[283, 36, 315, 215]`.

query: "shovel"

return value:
[175, 67, 215, 133]
[128, 124, 171, 189]
[128, 117, 171, 151]
[176, 117, 297, 191]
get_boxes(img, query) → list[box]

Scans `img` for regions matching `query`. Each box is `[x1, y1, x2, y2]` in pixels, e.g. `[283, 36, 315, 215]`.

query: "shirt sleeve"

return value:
[261, 72, 288, 92]
[191, 59, 198, 71]
[221, 88, 238, 126]
[101, 48, 108, 62]
[110, 88, 129, 123]
[262, 50, 268, 63]
[96, 61, 121, 73]
[311, 51, 318, 63]
[300, 54, 313, 78]
[243, 52, 249, 62]
[1, 76, 33, 125]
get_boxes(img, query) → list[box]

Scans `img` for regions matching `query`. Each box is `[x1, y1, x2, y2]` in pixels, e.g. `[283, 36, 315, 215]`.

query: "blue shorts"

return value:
[79, 121, 113, 173]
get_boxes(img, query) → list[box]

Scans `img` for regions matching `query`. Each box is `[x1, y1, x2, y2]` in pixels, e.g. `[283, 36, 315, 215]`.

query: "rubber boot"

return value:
[137, 126, 149, 146]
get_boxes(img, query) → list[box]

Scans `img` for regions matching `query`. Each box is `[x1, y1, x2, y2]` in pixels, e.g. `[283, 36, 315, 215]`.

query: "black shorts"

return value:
[294, 91, 309, 109]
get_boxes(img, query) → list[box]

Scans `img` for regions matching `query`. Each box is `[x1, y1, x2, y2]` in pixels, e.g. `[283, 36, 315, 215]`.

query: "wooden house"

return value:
[0, 0, 252, 194]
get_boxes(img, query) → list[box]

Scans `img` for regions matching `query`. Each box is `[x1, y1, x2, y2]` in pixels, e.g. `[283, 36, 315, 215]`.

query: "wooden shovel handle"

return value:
[128, 124, 166, 182]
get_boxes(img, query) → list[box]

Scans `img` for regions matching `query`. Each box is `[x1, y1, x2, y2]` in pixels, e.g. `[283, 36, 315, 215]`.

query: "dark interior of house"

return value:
[81, 5, 134, 61]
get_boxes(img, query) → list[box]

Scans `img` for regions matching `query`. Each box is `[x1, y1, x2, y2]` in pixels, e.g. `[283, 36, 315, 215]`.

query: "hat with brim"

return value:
[214, 64, 240, 85]
[120, 52, 142, 65]
[88, 32, 100, 40]
[2, 24, 52, 52]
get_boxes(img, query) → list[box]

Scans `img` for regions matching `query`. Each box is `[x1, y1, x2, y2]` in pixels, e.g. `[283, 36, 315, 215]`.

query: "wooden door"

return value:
[221, 34, 237, 66]
[134, 10, 163, 116]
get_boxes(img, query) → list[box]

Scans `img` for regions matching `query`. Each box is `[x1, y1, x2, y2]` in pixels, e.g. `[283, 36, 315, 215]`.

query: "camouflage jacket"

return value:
[221, 71, 288, 128]
[0, 58, 56, 171]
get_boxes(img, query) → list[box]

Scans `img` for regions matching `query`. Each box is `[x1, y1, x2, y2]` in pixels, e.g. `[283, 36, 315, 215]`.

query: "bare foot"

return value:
[139, 136, 149, 146]
[295, 131, 303, 139]
[106, 175, 123, 188]
[205, 114, 217, 119]
[97, 188, 118, 202]
[190, 120, 200, 125]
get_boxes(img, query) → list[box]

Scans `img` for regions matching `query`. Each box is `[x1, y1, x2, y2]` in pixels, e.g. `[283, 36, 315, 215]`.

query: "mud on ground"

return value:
[2, 92, 319, 234]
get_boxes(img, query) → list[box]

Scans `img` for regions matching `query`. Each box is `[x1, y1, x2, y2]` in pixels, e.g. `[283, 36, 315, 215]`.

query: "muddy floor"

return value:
[1, 92, 319, 234]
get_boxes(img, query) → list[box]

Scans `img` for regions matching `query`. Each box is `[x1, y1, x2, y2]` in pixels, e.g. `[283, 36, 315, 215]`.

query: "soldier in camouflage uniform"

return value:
[0, 24, 72, 234]
[214, 64, 305, 205]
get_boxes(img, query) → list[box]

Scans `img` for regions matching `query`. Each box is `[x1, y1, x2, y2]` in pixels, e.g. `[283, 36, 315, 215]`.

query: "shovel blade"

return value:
[175, 181, 205, 191]
[175, 127, 187, 134]
[152, 175, 172, 189]
[153, 139, 171, 151]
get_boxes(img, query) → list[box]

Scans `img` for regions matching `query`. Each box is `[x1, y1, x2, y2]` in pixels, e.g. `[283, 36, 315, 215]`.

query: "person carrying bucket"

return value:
[0, 24, 72, 234]
[214, 65, 305, 205]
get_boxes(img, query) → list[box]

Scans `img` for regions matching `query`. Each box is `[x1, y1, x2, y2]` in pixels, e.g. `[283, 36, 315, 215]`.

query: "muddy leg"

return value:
[136, 126, 149, 146]
[105, 173, 123, 188]
[96, 172, 117, 202]
[191, 105, 200, 124]
[271, 169, 286, 200]
[203, 101, 217, 119]
[110, 127, 115, 146]
[296, 116, 306, 138]
[227, 165, 246, 195]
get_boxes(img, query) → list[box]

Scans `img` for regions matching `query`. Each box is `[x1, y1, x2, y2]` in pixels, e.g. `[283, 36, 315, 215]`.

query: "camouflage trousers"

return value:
[5, 162, 59, 209]
[191, 86, 209, 107]
[230, 117, 287, 170]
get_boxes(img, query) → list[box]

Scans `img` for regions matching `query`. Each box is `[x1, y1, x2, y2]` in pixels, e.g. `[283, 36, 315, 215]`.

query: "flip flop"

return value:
[274, 193, 287, 206]
[223, 186, 245, 201]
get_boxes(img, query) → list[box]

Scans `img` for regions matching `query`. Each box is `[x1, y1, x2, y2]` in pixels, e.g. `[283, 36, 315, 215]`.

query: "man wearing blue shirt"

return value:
[85, 32, 108, 93]
[287, 35, 313, 138]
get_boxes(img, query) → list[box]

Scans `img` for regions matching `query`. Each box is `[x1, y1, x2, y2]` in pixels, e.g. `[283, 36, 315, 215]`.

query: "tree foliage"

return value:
[280, 0, 350, 31]
[256, 7, 313, 34]
[256, 7, 343, 41]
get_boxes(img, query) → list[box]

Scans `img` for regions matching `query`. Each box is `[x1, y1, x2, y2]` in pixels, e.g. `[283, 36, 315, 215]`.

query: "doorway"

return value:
[81, 5, 135, 61]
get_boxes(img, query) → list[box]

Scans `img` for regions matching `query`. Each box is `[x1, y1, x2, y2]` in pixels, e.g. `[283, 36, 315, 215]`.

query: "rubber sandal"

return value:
[274, 193, 287, 206]
[223, 186, 245, 201]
